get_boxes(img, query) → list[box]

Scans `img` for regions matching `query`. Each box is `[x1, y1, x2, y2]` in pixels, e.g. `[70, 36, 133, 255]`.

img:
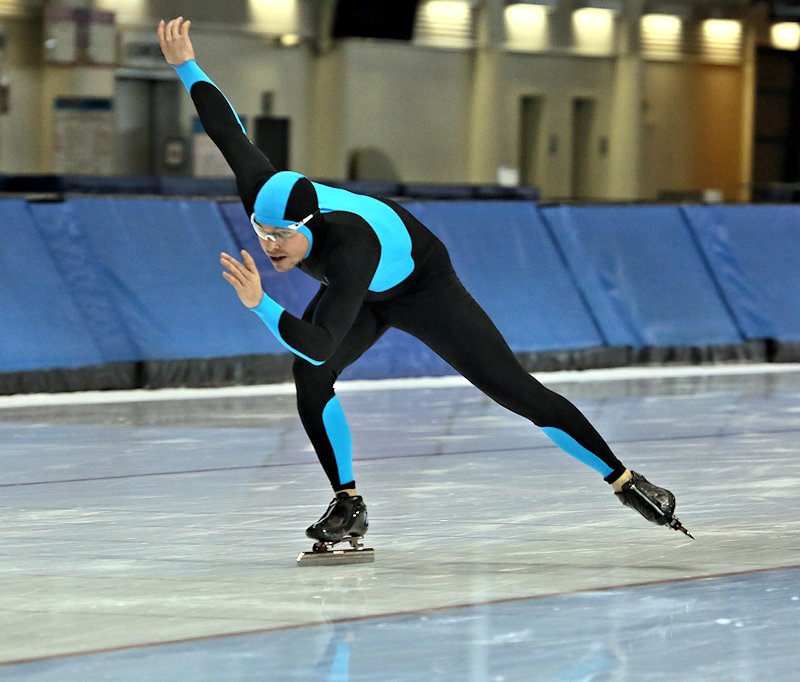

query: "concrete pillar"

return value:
[468, 0, 505, 184]
[607, 0, 644, 200]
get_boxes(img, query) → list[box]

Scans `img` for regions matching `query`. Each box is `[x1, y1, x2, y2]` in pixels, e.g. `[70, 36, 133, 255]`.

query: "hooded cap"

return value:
[253, 171, 319, 229]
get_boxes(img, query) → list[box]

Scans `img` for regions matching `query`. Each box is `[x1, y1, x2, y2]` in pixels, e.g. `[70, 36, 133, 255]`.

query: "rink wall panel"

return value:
[1, 197, 799, 392]
[0, 200, 108, 372]
[34, 198, 281, 361]
[680, 205, 800, 352]
[538, 204, 743, 349]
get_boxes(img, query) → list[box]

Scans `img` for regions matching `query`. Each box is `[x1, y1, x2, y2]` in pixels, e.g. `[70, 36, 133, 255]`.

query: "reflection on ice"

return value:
[2, 568, 797, 681]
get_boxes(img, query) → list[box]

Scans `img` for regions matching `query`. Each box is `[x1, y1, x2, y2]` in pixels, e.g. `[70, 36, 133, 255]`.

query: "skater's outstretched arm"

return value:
[157, 16, 275, 214]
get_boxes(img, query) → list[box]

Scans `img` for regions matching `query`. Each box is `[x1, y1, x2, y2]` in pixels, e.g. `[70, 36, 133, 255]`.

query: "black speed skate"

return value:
[306, 492, 369, 542]
[297, 493, 373, 566]
[616, 471, 694, 539]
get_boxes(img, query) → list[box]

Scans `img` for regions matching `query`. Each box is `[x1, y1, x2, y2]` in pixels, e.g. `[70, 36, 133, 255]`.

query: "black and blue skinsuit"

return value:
[174, 60, 627, 492]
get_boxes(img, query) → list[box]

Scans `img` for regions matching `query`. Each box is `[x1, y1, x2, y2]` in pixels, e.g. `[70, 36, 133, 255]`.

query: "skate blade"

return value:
[668, 516, 695, 540]
[296, 547, 374, 566]
[629, 485, 694, 539]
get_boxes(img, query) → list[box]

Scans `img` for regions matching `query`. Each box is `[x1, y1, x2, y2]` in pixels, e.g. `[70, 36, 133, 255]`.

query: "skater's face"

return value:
[250, 213, 310, 273]
[257, 227, 309, 272]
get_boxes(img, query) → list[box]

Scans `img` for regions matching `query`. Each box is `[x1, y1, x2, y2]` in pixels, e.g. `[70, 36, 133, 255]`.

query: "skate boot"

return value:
[297, 493, 373, 566]
[616, 471, 694, 539]
[306, 492, 369, 543]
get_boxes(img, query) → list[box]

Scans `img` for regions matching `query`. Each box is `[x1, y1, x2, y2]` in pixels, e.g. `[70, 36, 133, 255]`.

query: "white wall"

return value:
[180, 28, 313, 172]
[308, 41, 620, 192]
[309, 46, 345, 179]
[496, 53, 617, 198]
[313, 40, 473, 184]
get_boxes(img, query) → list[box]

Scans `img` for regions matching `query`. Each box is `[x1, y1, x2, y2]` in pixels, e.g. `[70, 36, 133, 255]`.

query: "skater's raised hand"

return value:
[220, 250, 264, 309]
[157, 16, 195, 66]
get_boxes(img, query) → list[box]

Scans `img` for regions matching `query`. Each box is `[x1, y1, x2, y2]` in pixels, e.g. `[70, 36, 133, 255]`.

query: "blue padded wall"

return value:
[681, 204, 800, 342]
[27, 202, 139, 365]
[539, 205, 742, 347]
[410, 201, 602, 351]
[0, 201, 106, 371]
[31, 198, 281, 361]
[5, 196, 795, 387]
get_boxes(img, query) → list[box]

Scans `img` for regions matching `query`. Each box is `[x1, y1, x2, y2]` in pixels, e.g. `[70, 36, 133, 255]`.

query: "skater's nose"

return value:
[262, 237, 281, 253]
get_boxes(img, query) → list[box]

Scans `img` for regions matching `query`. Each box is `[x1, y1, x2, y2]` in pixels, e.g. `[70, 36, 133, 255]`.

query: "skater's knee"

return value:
[293, 356, 335, 388]
[293, 358, 336, 417]
[477, 376, 559, 425]
[527, 387, 575, 427]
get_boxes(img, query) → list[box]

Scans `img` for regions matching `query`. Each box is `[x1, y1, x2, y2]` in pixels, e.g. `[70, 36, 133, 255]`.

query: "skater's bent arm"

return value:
[250, 246, 380, 365]
[158, 16, 275, 213]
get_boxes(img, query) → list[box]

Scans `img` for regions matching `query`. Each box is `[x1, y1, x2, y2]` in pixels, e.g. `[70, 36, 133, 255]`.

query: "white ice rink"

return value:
[1, 364, 799, 680]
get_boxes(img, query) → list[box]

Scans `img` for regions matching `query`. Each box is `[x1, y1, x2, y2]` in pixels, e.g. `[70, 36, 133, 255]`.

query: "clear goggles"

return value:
[250, 211, 316, 242]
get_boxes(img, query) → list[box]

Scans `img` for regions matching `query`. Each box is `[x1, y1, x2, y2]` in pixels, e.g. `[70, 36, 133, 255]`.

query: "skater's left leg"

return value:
[380, 274, 692, 535]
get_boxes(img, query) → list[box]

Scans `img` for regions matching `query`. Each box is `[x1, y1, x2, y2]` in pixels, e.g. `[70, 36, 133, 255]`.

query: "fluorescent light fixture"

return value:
[505, 3, 549, 50]
[573, 7, 615, 54]
[771, 22, 800, 50]
[248, 0, 298, 34]
[642, 13, 682, 34]
[280, 33, 300, 46]
[93, 0, 146, 18]
[415, 0, 473, 49]
[700, 18, 741, 62]
[640, 13, 682, 60]
[422, 0, 471, 23]
[702, 18, 741, 42]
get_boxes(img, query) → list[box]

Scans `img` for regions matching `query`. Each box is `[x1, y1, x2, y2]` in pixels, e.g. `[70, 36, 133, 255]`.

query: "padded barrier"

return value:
[681, 204, 800, 360]
[3, 197, 292, 390]
[538, 204, 750, 362]
[51, 198, 281, 358]
[27, 201, 139, 365]
[3, 198, 795, 393]
[0, 200, 135, 392]
[0, 199, 105, 370]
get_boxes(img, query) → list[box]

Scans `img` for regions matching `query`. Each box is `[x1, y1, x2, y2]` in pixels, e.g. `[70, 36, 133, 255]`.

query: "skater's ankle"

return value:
[610, 469, 633, 493]
[337, 488, 359, 497]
